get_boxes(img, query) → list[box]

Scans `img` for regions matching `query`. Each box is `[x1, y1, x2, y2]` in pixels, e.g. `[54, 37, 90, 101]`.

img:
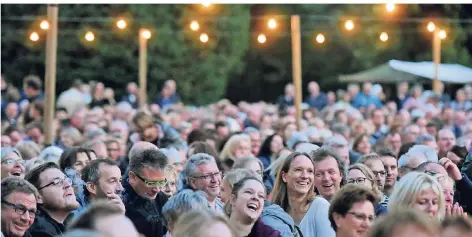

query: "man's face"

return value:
[9, 131, 22, 147]
[6, 103, 18, 118]
[387, 133, 402, 153]
[129, 167, 166, 200]
[372, 110, 384, 126]
[248, 132, 262, 156]
[92, 164, 123, 199]
[438, 130, 456, 153]
[364, 159, 386, 191]
[95, 215, 140, 237]
[314, 157, 342, 201]
[189, 162, 221, 201]
[216, 126, 230, 138]
[25, 87, 38, 98]
[380, 156, 398, 193]
[1, 135, 12, 147]
[106, 142, 121, 161]
[37, 168, 79, 212]
[93, 143, 109, 159]
[136, 124, 159, 143]
[110, 123, 129, 143]
[1, 192, 37, 237]
[308, 82, 319, 95]
[27, 128, 45, 146]
[333, 146, 350, 165]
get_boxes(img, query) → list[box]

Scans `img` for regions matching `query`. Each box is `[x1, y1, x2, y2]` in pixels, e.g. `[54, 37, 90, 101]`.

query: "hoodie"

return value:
[261, 203, 301, 237]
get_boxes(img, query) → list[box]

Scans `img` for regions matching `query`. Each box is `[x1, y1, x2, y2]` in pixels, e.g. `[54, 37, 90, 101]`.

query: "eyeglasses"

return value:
[38, 177, 72, 190]
[372, 170, 386, 177]
[133, 172, 167, 187]
[1, 200, 37, 218]
[192, 172, 222, 181]
[347, 212, 375, 222]
[347, 177, 369, 184]
[1, 159, 25, 166]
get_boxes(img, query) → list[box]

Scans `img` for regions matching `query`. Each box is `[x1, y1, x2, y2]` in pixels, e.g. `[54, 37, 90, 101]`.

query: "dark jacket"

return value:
[26, 206, 67, 237]
[455, 173, 472, 215]
[247, 218, 282, 237]
[122, 177, 168, 237]
[375, 203, 387, 216]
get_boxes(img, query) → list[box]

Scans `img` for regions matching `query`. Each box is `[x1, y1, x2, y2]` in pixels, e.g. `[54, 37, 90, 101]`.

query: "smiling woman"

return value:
[1, 147, 25, 180]
[226, 176, 281, 237]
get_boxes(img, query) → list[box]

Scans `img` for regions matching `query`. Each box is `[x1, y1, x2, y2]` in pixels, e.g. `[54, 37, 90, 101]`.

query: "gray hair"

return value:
[287, 132, 309, 150]
[160, 147, 182, 163]
[87, 129, 106, 141]
[416, 134, 436, 144]
[128, 142, 159, 161]
[409, 145, 438, 163]
[116, 101, 133, 114]
[1, 147, 22, 162]
[111, 119, 129, 130]
[183, 153, 216, 179]
[62, 229, 105, 237]
[331, 123, 351, 135]
[323, 135, 348, 148]
[162, 190, 208, 225]
[295, 143, 320, 154]
[39, 146, 63, 163]
[15, 141, 41, 160]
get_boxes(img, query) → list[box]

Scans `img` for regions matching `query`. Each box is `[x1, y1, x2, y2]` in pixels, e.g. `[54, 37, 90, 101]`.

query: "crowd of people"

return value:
[1, 74, 472, 237]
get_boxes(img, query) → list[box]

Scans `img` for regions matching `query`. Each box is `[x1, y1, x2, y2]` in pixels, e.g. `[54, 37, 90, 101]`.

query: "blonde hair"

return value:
[388, 172, 446, 221]
[220, 134, 251, 161]
[173, 209, 235, 237]
[348, 163, 382, 201]
[165, 165, 179, 182]
[15, 141, 41, 160]
[223, 169, 260, 189]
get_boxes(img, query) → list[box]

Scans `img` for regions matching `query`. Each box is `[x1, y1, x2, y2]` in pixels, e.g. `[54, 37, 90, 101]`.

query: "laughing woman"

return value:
[271, 152, 335, 237]
[226, 176, 281, 237]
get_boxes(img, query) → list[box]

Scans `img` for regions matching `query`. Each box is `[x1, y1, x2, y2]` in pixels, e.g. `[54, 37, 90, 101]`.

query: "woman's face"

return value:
[356, 136, 371, 155]
[1, 152, 25, 180]
[269, 135, 284, 154]
[72, 152, 90, 174]
[163, 177, 177, 198]
[282, 155, 314, 195]
[244, 161, 263, 180]
[413, 188, 440, 219]
[283, 123, 297, 141]
[334, 200, 375, 237]
[347, 169, 372, 189]
[220, 179, 232, 204]
[440, 180, 454, 208]
[231, 179, 265, 221]
[60, 132, 75, 148]
[232, 141, 251, 159]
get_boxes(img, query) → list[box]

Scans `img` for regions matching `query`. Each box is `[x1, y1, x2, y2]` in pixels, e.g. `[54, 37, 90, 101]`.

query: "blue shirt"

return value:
[352, 93, 382, 109]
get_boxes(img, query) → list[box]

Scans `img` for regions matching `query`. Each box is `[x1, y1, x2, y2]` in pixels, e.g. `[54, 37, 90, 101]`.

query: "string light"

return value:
[380, 32, 389, 42]
[29, 32, 39, 41]
[257, 34, 266, 44]
[116, 19, 127, 29]
[438, 29, 447, 39]
[345, 20, 355, 31]
[427, 22, 436, 32]
[85, 31, 95, 41]
[190, 20, 200, 31]
[316, 33, 325, 44]
[386, 3, 395, 12]
[40, 20, 49, 30]
[141, 29, 151, 39]
[268, 18, 277, 30]
[200, 33, 209, 43]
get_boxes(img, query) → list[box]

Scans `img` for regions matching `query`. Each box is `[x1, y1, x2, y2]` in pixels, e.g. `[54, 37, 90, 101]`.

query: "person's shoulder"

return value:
[156, 192, 169, 205]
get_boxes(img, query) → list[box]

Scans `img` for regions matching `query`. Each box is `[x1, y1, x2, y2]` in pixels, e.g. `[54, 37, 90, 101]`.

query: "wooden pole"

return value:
[44, 4, 58, 146]
[139, 29, 148, 108]
[291, 15, 303, 130]
[433, 30, 441, 94]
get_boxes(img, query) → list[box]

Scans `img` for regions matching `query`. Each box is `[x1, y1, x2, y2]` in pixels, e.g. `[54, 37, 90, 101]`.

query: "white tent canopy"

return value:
[388, 60, 472, 84]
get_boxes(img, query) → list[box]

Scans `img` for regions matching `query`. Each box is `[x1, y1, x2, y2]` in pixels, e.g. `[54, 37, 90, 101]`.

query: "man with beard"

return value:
[1, 177, 38, 237]
[81, 159, 125, 214]
[25, 162, 79, 237]
[122, 149, 169, 237]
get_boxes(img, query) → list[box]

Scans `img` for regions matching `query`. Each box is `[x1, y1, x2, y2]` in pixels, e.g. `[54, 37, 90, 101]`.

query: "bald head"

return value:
[128, 141, 159, 162]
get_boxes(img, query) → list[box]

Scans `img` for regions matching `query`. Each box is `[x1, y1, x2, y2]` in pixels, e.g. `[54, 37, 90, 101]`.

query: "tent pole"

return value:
[433, 30, 441, 94]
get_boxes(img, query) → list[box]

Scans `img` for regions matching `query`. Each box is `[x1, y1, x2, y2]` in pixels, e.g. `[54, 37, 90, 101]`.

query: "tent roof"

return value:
[339, 60, 472, 84]
[338, 63, 418, 83]
[388, 60, 472, 84]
